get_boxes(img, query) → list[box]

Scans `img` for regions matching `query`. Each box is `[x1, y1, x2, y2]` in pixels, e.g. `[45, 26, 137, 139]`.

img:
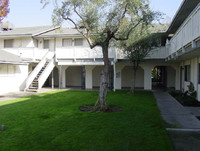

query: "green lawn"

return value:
[0, 90, 173, 151]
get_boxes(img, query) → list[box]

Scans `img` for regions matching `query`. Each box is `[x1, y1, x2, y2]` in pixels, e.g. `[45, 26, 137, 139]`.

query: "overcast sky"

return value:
[4, 0, 183, 28]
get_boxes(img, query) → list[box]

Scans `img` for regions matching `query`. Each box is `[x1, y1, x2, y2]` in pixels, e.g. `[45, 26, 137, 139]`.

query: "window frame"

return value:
[184, 65, 191, 82]
[43, 40, 49, 49]
[4, 39, 14, 48]
[62, 38, 72, 47]
[74, 38, 83, 46]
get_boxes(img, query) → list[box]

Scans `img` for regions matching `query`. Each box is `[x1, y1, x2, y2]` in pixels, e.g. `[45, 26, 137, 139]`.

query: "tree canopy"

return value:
[0, 0, 9, 23]
[42, 0, 161, 48]
[41, 0, 162, 111]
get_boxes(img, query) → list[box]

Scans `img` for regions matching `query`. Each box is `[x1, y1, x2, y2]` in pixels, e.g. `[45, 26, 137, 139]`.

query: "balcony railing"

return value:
[56, 46, 116, 59]
[116, 46, 169, 59]
[3, 48, 49, 61]
[168, 3, 200, 55]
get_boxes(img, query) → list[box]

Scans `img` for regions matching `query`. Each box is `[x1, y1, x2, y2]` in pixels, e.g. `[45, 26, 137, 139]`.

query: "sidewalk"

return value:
[0, 88, 58, 102]
[154, 91, 200, 151]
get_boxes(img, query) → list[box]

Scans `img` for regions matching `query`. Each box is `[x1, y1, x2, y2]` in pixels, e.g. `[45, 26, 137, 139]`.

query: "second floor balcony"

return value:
[56, 46, 116, 61]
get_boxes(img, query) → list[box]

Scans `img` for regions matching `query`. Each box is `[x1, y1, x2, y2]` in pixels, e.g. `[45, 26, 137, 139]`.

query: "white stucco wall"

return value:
[92, 66, 104, 87]
[66, 66, 82, 87]
[121, 66, 144, 88]
[167, 66, 176, 88]
[179, 56, 200, 101]
[0, 37, 34, 49]
[0, 64, 28, 95]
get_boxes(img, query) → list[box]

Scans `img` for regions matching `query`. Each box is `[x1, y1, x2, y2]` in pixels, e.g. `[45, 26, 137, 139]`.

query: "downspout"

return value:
[113, 47, 117, 92]
[113, 61, 116, 92]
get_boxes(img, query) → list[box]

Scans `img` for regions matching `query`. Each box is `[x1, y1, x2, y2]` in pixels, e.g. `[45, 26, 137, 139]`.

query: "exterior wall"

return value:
[167, 66, 176, 88]
[168, 4, 200, 55]
[121, 66, 144, 88]
[0, 37, 34, 49]
[92, 66, 104, 87]
[66, 66, 82, 87]
[179, 56, 200, 101]
[0, 64, 28, 95]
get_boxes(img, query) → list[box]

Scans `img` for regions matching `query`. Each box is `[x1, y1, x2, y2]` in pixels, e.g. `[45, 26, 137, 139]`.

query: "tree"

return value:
[0, 0, 9, 23]
[41, 0, 161, 111]
[121, 32, 161, 93]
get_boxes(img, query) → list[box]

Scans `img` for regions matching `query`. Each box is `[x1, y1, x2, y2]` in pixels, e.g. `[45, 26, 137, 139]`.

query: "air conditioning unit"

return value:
[1, 22, 14, 31]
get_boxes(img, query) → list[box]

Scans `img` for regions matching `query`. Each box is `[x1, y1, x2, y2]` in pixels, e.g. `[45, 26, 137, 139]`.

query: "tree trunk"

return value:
[95, 44, 110, 109]
[131, 62, 138, 94]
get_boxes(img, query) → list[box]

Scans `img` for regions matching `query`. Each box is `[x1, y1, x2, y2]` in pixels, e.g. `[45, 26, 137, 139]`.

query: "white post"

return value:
[141, 64, 155, 90]
[51, 70, 54, 89]
[59, 65, 62, 89]
[61, 66, 68, 88]
[85, 66, 95, 89]
[115, 64, 125, 90]
[113, 62, 116, 91]
[171, 64, 181, 91]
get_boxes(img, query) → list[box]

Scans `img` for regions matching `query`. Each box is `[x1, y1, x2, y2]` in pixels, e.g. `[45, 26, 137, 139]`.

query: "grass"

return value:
[0, 90, 173, 151]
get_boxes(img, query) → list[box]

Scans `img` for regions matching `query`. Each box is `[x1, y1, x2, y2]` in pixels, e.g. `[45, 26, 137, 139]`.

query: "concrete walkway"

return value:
[0, 88, 59, 102]
[154, 91, 200, 151]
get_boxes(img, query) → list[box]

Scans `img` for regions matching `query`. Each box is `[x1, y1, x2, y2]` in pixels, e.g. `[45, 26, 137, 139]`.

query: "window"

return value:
[43, 40, 49, 49]
[0, 64, 15, 76]
[4, 39, 13, 48]
[199, 63, 200, 84]
[185, 65, 191, 81]
[74, 39, 83, 46]
[63, 38, 72, 47]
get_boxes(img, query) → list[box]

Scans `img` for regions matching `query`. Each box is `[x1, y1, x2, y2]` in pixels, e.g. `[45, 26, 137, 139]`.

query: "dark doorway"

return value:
[152, 66, 167, 90]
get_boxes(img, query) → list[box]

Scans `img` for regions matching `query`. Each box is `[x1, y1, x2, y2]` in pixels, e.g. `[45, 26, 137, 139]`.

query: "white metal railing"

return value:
[168, 3, 200, 55]
[56, 46, 116, 59]
[146, 47, 169, 59]
[3, 48, 48, 60]
[38, 56, 55, 89]
[116, 46, 168, 59]
[24, 51, 49, 91]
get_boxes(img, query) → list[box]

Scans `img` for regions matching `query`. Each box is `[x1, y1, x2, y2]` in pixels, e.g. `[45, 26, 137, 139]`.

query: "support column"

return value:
[51, 70, 54, 89]
[59, 65, 62, 89]
[171, 64, 181, 90]
[141, 64, 155, 90]
[85, 66, 95, 89]
[61, 66, 68, 89]
[115, 64, 126, 90]
[59, 65, 68, 89]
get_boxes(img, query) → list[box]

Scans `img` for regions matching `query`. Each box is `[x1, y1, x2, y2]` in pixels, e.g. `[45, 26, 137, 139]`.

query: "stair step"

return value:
[29, 87, 38, 89]
[27, 89, 38, 92]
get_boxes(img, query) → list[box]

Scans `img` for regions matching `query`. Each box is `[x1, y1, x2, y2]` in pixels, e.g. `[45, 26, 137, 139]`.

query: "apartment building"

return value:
[0, 0, 200, 101]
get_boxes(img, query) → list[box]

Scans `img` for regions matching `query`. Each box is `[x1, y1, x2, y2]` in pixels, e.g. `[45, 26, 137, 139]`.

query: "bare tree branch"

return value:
[111, 3, 128, 35]
[113, 20, 142, 41]
[62, 15, 97, 49]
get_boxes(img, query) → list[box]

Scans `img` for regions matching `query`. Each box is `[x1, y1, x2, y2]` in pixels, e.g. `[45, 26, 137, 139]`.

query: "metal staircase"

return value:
[25, 52, 55, 92]
[27, 62, 49, 92]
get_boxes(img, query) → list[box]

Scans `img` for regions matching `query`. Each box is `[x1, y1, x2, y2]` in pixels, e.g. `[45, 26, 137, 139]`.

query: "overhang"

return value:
[167, 0, 200, 34]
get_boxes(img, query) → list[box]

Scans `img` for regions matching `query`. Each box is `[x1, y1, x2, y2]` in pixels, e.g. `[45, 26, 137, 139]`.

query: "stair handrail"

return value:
[25, 51, 49, 91]
[38, 55, 56, 89]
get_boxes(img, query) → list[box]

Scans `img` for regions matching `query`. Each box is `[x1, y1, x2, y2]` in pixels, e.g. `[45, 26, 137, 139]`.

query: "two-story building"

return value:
[0, 0, 200, 102]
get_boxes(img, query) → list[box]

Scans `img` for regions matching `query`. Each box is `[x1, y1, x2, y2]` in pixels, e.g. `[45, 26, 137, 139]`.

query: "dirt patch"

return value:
[79, 105, 123, 113]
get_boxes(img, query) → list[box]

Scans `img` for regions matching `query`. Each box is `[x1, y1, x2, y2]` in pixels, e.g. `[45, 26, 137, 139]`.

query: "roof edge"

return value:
[33, 26, 61, 37]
